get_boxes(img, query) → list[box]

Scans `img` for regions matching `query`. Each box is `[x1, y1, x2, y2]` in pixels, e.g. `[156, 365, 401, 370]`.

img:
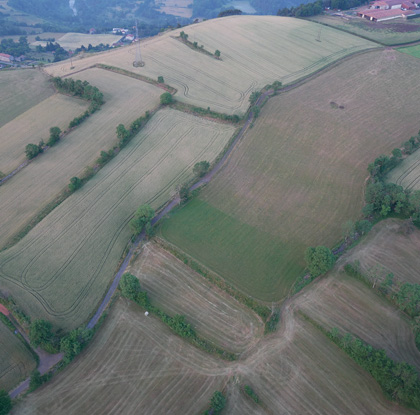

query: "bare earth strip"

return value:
[344, 219, 420, 285]
[0, 94, 89, 174]
[0, 69, 54, 128]
[44, 16, 376, 115]
[127, 242, 263, 353]
[0, 69, 161, 250]
[0, 321, 37, 391]
[160, 49, 420, 301]
[0, 109, 234, 329]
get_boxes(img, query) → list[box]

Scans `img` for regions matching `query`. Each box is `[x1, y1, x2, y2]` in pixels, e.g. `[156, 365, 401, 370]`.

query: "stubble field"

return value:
[159, 49, 420, 301]
[0, 94, 88, 174]
[387, 148, 420, 191]
[31, 33, 123, 50]
[0, 321, 37, 391]
[0, 70, 54, 128]
[0, 69, 161, 249]
[45, 15, 377, 114]
[127, 242, 263, 353]
[0, 109, 234, 329]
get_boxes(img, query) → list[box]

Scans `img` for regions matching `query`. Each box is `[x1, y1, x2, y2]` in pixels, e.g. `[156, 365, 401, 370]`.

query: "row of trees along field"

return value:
[278, 0, 368, 17]
[0, 36, 30, 56]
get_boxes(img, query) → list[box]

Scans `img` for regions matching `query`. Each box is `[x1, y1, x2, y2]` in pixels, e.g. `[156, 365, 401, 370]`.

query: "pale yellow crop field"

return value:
[32, 33, 123, 50]
[0, 69, 54, 128]
[0, 322, 37, 391]
[0, 69, 161, 250]
[127, 242, 263, 353]
[0, 109, 234, 329]
[387, 149, 420, 191]
[0, 94, 88, 174]
[45, 16, 377, 114]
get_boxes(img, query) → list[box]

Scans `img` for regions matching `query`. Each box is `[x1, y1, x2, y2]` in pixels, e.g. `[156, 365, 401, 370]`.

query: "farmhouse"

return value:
[0, 53, 14, 63]
[358, 8, 415, 20]
[370, 0, 404, 8]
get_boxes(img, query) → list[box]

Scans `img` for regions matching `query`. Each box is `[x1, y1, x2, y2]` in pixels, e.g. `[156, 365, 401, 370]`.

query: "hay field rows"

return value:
[0, 69, 161, 250]
[0, 70, 54, 128]
[13, 296, 418, 414]
[159, 49, 420, 302]
[0, 109, 234, 329]
[0, 321, 37, 391]
[0, 94, 88, 174]
[387, 148, 420, 191]
[127, 242, 263, 353]
[345, 219, 420, 285]
[45, 16, 376, 114]
[32, 33, 123, 50]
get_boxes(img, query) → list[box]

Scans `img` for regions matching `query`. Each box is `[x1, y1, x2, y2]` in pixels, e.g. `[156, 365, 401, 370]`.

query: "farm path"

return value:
[1, 305, 63, 399]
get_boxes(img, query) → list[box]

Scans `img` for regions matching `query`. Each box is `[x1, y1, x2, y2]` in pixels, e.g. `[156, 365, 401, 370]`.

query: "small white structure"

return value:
[144, 311, 149, 316]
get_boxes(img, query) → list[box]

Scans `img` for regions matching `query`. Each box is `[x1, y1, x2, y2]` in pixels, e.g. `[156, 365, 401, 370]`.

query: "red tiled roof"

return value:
[0, 53, 12, 58]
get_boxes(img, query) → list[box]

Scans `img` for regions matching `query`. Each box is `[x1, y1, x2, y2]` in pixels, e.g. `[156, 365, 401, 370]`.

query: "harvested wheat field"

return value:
[387, 148, 420, 191]
[32, 33, 122, 50]
[0, 94, 88, 174]
[12, 297, 230, 415]
[0, 69, 54, 128]
[0, 109, 234, 329]
[160, 49, 420, 302]
[0, 69, 161, 250]
[344, 219, 420, 285]
[13, 296, 418, 414]
[127, 242, 263, 353]
[45, 16, 376, 114]
[0, 321, 37, 391]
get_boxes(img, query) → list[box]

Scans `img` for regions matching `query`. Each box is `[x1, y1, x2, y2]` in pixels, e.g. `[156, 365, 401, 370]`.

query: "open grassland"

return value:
[296, 271, 420, 371]
[387, 148, 420, 190]
[0, 321, 36, 391]
[309, 15, 420, 45]
[13, 295, 418, 414]
[12, 297, 230, 415]
[156, 0, 193, 18]
[159, 49, 420, 302]
[0, 70, 54, 128]
[45, 15, 377, 115]
[398, 44, 420, 59]
[0, 68, 161, 250]
[345, 219, 420, 284]
[32, 33, 123, 50]
[0, 94, 88, 174]
[127, 242, 263, 353]
[0, 109, 234, 329]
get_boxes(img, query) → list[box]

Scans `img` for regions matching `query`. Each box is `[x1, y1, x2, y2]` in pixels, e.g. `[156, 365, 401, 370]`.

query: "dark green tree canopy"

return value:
[29, 319, 53, 348]
[129, 204, 155, 235]
[304, 246, 335, 278]
[160, 92, 173, 105]
[0, 390, 12, 415]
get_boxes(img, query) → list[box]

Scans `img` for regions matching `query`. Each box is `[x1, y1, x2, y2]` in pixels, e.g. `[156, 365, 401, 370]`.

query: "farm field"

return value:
[0, 68, 161, 250]
[45, 15, 377, 114]
[159, 49, 420, 302]
[0, 109, 234, 329]
[345, 219, 420, 285]
[398, 44, 420, 59]
[156, 0, 193, 18]
[0, 69, 54, 128]
[387, 148, 420, 191]
[0, 94, 88, 175]
[0, 321, 37, 391]
[308, 15, 420, 46]
[127, 242, 263, 353]
[13, 296, 418, 414]
[31, 33, 123, 50]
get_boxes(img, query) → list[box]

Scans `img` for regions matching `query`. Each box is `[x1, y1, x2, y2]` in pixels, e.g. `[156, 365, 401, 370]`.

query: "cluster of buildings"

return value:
[357, 0, 420, 21]
[0, 53, 25, 64]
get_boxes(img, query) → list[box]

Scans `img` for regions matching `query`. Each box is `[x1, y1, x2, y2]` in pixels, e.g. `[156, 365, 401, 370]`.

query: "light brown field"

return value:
[32, 33, 123, 50]
[0, 69, 161, 250]
[0, 94, 88, 174]
[127, 242, 263, 353]
[44, 15, 376, 114]
[12, 293, 418, 414]
[0, 321, 37, 391]
[156, 0, 193, 18]
[0, 69, 54, 128]
[159, 49, 420, 301]
[344, 219, 420, 285]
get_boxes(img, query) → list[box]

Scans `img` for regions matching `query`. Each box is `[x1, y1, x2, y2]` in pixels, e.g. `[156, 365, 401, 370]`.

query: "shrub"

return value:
[304, 246, 335, 278]
[25, 143, 41, 160]
[160, 92, 173, 105]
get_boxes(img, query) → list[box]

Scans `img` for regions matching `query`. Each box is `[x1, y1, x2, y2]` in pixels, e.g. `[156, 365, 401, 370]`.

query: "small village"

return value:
[357, 0, 420, 21]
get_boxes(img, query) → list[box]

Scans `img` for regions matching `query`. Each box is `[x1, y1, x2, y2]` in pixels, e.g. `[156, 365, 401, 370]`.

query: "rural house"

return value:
[0, 53, 14, 63]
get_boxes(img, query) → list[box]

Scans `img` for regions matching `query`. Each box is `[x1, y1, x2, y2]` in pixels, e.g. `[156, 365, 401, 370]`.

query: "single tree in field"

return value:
[48, 126, 61, 146]
[214, 49, 221, 58]
[157, 75, 164, 83]
[129, 204, 155, 235]
[193, 161, 210, 177]
[0, 389, 12, 415]
[304, 246, 335, 278]
[160, 92, 173, 105]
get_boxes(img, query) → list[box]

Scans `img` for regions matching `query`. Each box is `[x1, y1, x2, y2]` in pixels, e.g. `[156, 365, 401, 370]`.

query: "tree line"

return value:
[278, 0, 368, 18]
